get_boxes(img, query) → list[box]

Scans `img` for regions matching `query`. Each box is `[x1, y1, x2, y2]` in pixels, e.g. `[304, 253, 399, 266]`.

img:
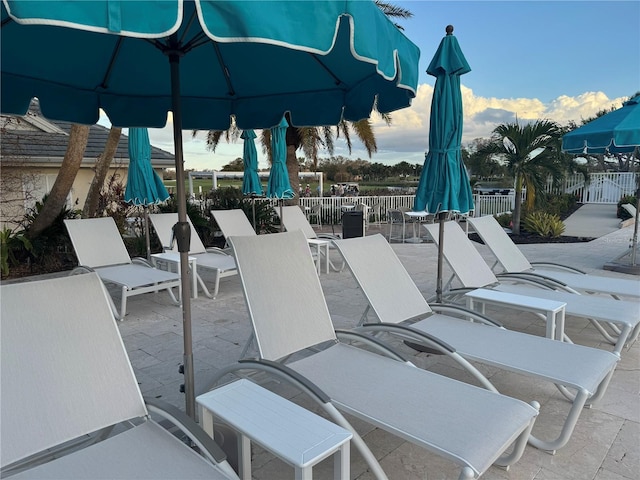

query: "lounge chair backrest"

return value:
[334, 234, 433, 323]
[467, 216, 532, 272]
[64, 217, 132, 267]
[278, 205, 318, 239]
[0, 273, 147, 468]
[424, 221, 499, 288]
[149, 213, 207, 254]
[229, 231, 336, 361]
[211, 209, 257, 238]
[622, 203, 637, 218]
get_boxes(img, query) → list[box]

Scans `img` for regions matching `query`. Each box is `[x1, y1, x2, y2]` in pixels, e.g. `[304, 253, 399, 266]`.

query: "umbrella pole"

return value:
[436, 213, 445, 303]
[280, 200, 284, 232]
[170, 52, 196, 419]
[632, 179, 639, 266]
[252, 195, 257, 232]
[144, 206, 151, 261]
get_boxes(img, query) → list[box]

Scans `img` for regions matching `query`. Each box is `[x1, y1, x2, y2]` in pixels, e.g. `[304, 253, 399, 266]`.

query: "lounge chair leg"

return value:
[494, 401, 539, 468]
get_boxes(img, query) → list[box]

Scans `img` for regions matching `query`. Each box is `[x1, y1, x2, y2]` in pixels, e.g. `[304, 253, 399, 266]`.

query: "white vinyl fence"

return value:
[545, 172, 638, 204]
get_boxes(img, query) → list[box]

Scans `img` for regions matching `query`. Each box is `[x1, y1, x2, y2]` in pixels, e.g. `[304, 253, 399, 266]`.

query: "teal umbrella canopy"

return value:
[241, 130, 263, 196]
[414, 26, 473, 215]
[562, 95, 640, 154]
[1, 0, 419, 129]
[266, 117, 294, 200]
[125, 128, 170, 206]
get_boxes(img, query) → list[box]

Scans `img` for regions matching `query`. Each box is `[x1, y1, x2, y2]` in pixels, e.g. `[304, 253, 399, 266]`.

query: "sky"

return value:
[103, 0, 640, 171]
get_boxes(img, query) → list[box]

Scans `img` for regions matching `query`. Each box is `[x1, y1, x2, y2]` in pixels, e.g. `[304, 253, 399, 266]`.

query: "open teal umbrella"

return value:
[1, 0, 420, 423]
[241, 129, 262, 231]
[414, 25, 473, 302]
[562, 95, 640, 271]
[266, 117, 294, 231]
[125, 127, 170, 260]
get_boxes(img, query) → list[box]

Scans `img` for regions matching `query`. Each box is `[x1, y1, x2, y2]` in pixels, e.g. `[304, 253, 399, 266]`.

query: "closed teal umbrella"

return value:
[241, 129, 263, 230]
[267, 117, 294, 231]
[1, 0, 420, 424]
[241, 130, 263, 196]
[125, 127, 169, 260]
[414, 26, 473, 302]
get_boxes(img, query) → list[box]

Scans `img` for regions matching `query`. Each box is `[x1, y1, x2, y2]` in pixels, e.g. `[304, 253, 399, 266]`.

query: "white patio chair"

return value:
[149, 213, 237, 298]
[0, 272, 237, 480]
[218, 230, 538, 479]
[64, 217, 180, 320]
[424, 221, 640, 355]
[307, 203, 322, 228]
[333, 233, 619, 453]
[386, 208, 407, 243]
[467, 215, 640, 299]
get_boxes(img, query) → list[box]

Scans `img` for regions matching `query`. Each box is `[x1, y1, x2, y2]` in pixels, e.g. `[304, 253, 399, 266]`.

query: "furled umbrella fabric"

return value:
[125, 127, 169, 260]
[266, 117, 294, 231]
[0, 0, 420, 424]
[413, 26, 473, 302]
[241, 130, 263, 196]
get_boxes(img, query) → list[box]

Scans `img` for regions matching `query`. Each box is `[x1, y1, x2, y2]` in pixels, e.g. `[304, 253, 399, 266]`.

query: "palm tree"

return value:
[479, 120, 563, 234]
[197, 2, 412, 201]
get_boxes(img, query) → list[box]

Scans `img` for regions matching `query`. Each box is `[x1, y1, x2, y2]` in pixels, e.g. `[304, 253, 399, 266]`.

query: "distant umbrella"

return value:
[414, 26, 473, 302]
[125, 127, 169, 260]
[266, 117, 294, 230]
[241, 129, 263, 231]
[562, 95, 640, 268]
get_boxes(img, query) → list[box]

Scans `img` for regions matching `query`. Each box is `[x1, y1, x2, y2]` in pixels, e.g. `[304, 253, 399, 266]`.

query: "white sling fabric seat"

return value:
[64, 217, 180, 319]
[211, 209, 258, 244]
[333, 234, 619, 452]
[0, 273, 236, 479]
[228, 230, 538, 479]
[149, 212, 237, 298]
[467, 215, 640, 299]
[424, 221, 640, 355]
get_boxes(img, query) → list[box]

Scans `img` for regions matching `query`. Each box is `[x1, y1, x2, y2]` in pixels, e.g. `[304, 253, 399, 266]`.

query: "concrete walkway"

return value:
[562, 204, 623, 238]
[108, 219, 639, 480]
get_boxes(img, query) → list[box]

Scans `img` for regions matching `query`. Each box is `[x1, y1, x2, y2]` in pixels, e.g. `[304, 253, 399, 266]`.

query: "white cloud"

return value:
[104, 87, 629, 170]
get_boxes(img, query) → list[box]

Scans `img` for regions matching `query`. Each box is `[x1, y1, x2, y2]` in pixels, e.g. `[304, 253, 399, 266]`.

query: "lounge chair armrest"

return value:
[317, 233, 341, 240]
[355, 323, 456, 354]
[530, 261, 586, 274]
[205, 247, 231, 256]
[335, 328, 410, 362]
[428, 303, 503, 327]
[144, 397, 228, 466]
[495, 273, 559, 290]
[131, 257, 155, 268]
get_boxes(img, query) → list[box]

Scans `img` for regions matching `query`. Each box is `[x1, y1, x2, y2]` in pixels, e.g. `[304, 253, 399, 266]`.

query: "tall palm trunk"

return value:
[512, 176, 523, 235]
[26, 124, 90, 239]
[82, 127, 122, 217]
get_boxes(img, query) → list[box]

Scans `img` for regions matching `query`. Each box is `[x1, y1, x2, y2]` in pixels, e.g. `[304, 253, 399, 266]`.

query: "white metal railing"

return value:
[197, 193, 514, 223]
[545, 172, 638, 203]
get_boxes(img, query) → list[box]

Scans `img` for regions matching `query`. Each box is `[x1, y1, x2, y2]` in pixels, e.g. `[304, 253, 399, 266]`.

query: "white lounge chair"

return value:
[275, 205, 344, 272]
[0, 272, 237, 479]
[218, 230, 538, 480]
[211, 209, 258, 248]
[64, 217, 180, 320]
[149, 213, 237, 298]
[333, 233, 619, 453]
[467, 215, 640, 299]
[424, 221, 640, 355]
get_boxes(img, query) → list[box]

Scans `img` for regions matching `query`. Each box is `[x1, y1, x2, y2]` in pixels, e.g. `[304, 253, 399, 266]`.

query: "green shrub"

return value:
[539, 193, 579, 217]
[0, 228, 32, 277]
[494, 212, 512, 229]
[523, 211, 565, 238]
[617, 195, 637, 220]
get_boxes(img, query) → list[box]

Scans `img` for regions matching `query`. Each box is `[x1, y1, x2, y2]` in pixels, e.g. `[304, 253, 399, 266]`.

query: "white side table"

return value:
[151, 252, 198, 298]
[197, 379, 352, 480]
[466, 288, 566, 341]
[307, 239, 330, 274]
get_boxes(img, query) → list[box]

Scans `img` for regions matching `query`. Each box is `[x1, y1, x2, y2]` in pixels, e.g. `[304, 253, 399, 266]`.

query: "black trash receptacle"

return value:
[342, 211, 364, 239]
